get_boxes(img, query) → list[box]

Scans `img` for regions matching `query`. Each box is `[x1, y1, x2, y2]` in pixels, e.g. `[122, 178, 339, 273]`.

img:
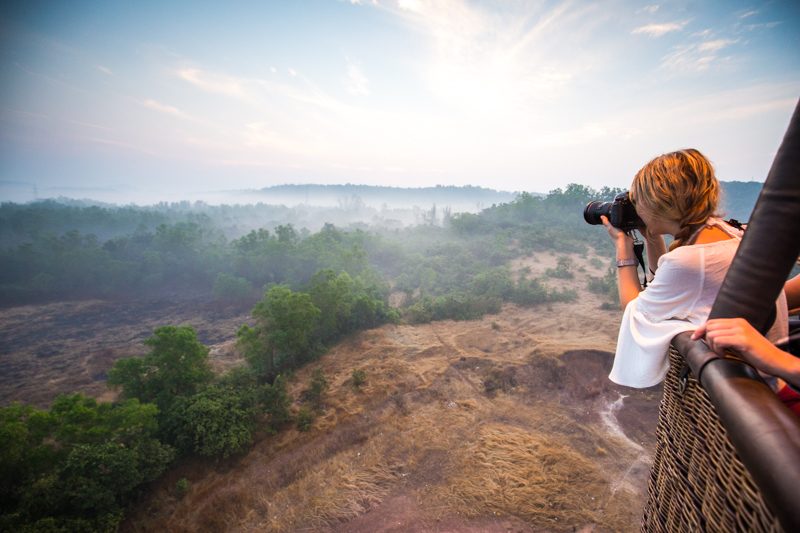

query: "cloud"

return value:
[177, 68, 245, 97]
[96, 65, 113, 76]
[141, 99, 193, 120]
[345, 61, 370, 96]
[632, 21, 688, 37]
[697, 39, 736, 53]
[661, 38, 736, 72]
[638, 5, 660, 15]
[738, 10, 758, 20]
[65, 118, 113, 132]
[742, 21, 782, 32]
[378, 0, 605, 116]
[398, 0, 422, 12]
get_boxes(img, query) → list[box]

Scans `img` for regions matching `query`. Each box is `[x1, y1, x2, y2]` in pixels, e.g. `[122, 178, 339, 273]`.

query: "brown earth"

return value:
[1, 250, 662, 531]
[121, 251, 660, 532]
[0, 297, 252, 407]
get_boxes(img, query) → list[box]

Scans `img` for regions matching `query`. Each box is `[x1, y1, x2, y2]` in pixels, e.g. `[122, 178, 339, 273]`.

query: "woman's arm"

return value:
[645, 232, 667, 275]
[692, 318, 800, 388]
[601, 215, 642, 309]
[785, 274, 800, 312]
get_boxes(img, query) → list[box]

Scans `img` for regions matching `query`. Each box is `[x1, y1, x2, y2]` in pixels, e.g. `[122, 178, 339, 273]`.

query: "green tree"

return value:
[0, 395, 173, 532]
[107, 326, 213, 412]
[212, 272, 254, 304]
[237, 285, 321, 379]
[163, 385, 254, 459]
[308, 269, 355, 343]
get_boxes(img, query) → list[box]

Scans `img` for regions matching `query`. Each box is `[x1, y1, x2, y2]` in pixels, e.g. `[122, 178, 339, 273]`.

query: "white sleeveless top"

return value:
[609, 218, 789, 388]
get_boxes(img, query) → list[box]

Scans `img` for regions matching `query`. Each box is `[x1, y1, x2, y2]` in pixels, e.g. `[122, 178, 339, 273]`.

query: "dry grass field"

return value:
[118, 251, 662, 532]
[0, 250, 661, 531]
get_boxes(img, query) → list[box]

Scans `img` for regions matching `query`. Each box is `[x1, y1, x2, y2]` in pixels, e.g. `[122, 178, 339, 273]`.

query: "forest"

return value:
[0, 181, 764, 530]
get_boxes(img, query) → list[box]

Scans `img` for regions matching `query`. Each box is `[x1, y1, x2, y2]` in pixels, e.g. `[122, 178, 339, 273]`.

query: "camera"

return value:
[583, 191, 644, 232]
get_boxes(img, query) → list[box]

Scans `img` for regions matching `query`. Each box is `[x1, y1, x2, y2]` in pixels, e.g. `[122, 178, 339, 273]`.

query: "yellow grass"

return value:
[124, 251, 654, 532]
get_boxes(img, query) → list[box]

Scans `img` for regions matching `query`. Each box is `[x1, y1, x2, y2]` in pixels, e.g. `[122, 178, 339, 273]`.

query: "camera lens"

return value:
[583, 201, 611, 225]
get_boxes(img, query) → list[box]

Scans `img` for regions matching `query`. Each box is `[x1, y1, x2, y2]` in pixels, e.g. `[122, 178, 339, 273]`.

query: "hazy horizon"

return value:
[1, 1, 799, 203]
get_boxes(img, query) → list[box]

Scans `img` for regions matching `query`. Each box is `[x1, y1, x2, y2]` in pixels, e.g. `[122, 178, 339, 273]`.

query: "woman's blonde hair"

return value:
[629, 148, 720, 243]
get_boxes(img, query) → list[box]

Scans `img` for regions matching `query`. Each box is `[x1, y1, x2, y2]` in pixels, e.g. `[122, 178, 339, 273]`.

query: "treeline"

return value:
[0, 186, 615, 311]
[8, 179, 749, 316]
[1, 268, 392, 531]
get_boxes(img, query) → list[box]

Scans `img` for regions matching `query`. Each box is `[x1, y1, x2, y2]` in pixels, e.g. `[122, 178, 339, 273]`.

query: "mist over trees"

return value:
[0, 181, 761, 310]
[0, 180, 766, 531]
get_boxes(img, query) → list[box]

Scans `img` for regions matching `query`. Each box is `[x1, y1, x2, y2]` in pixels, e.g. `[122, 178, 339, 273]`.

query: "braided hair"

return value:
[629, 148, 720, 246]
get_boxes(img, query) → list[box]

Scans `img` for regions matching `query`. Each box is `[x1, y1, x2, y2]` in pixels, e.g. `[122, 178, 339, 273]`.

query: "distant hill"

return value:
[719, 181, 763, 222]
[241, 184, 519, 211]
[242, 181, 761, 219]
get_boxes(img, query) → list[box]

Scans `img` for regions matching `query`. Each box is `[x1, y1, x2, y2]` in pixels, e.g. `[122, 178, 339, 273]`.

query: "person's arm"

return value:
[785, 273, 800, 312]
[601, 215, 642, 309]
[692, 318, 800, 388]
[644, 232, 667, 275]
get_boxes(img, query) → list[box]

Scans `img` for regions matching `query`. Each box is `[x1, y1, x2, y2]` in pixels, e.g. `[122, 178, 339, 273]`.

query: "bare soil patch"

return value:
[0, 298, 249, 407]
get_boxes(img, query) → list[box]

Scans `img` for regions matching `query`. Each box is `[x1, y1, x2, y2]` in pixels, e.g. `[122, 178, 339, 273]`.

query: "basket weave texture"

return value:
[641, 347, 782, 532]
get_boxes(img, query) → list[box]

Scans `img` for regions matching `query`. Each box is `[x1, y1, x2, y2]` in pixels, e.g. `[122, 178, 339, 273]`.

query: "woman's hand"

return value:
[601, 215, 633, 251]
[691, 318, 773, 358]
[691, 318, 800, 387]
[602, 215, 641, 308]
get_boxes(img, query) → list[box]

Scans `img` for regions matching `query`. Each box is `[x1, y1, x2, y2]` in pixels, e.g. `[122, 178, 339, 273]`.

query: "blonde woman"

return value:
[602, 148, 788, 388]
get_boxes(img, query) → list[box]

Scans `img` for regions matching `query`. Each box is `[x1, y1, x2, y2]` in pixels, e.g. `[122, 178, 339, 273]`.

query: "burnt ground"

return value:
[0, 298, 251, 407]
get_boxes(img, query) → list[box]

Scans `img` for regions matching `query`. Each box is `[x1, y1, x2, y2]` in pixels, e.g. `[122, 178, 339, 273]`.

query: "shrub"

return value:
[175, 478, 190, 498]
[261, 375, 292, 432]
[305, 369, 328, 410]
[510, 278, 549, 306]
[296, 408, 314, 432]
[404, 292, 502, 323]
[586, 265, 619, 306]
[544, 256, 574, 279]
[351, 369, 367, 389]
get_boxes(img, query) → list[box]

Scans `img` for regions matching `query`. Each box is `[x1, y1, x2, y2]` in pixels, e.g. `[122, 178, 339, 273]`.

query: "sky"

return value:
[0, 0, 798, 203]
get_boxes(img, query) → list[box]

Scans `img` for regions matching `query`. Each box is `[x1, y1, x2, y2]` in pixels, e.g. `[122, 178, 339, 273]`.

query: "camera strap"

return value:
[632, 235, 648, 288]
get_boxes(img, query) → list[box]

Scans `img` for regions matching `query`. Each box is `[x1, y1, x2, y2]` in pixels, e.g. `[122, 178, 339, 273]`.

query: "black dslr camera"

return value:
[583, 192, 644, 232]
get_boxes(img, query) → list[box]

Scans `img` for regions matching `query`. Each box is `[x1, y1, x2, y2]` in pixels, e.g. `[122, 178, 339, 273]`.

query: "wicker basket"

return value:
[641, 346, 782, 532]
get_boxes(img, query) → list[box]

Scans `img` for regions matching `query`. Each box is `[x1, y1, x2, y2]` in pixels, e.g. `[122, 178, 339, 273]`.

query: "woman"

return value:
[602, 148, 788, 388]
